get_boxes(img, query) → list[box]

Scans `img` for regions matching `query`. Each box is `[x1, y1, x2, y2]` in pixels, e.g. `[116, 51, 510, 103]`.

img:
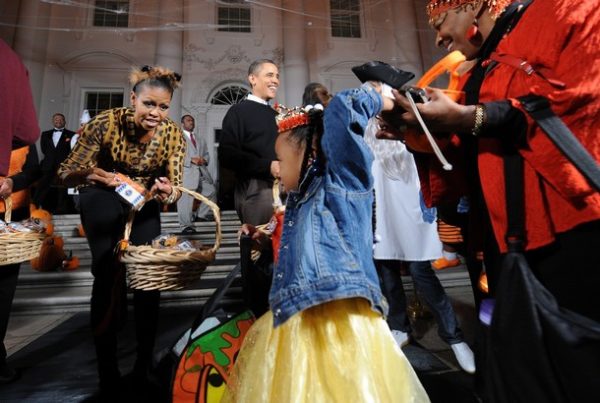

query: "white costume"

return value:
[365, 121, 442, 261]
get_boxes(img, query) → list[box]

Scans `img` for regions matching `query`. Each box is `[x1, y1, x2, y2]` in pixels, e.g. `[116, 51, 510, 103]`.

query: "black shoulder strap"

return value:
[518, 95, 600, 191]
[503, 151, 526, 253]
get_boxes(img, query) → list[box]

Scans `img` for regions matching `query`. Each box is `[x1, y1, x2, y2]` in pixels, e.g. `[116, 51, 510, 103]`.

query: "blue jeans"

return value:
[375, 259, 464, 345]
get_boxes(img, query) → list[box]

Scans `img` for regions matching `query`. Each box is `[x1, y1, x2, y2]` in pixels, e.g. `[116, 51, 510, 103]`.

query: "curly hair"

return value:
[130, 65, 182, 94]
[302, 83, 331, 107]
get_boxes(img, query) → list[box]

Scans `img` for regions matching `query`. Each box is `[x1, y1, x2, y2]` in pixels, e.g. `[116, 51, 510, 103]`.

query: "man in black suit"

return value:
[34, 113, 76, 214]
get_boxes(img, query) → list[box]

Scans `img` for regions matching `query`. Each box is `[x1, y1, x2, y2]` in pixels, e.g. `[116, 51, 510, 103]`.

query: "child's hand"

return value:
[239, 224, 271, 251]
[367, 80, 395, 112]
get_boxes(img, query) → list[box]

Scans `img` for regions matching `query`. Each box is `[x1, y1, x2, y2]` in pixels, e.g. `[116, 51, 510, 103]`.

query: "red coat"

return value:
[419, 0, 600, 252]
[0, 40, 40, 176]
[478, 0, 600, 252]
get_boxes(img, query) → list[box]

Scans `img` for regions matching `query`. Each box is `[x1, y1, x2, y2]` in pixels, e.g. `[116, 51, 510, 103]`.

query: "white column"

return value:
[13, 0, 51, 113]
[155, 1, 184, 121]
[281, 0, 309, 106]
[389, 0, 424, 75]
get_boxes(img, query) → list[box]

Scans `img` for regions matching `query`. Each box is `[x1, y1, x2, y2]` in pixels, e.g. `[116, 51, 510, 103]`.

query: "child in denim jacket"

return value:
[223, 83, 429, 402]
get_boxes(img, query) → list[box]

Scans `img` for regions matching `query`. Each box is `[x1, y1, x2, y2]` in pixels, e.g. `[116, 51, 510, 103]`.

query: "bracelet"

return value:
[163, 187, 179, 205]
[472, 104, 486, 136]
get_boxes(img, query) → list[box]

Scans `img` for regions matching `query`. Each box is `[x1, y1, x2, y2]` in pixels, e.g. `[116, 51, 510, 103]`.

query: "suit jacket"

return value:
[35, 128, 76, 203]
[182, 130, 213, 184]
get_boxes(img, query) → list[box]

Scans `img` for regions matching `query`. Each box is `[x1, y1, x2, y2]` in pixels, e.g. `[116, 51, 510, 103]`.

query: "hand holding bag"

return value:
[485, 112, 600, 402]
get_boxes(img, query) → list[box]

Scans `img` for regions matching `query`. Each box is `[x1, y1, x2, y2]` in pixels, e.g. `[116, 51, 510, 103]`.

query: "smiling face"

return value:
[130, 85, 172, 133]
[275, 131, 304, 192]
[432, 6, 481, 60]
[249, 62, 279, 101]
[52, 114, 65, 129]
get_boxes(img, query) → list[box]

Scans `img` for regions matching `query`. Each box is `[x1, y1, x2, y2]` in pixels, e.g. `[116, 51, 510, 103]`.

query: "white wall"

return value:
[2, 0, 443, 176]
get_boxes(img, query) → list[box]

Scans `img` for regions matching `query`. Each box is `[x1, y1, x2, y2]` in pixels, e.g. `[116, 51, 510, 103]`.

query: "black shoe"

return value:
[182, 226, 197, 234]
[0, 366, 20, 385]
[351, 61, 415, 89]
[194, 215, 213, 222]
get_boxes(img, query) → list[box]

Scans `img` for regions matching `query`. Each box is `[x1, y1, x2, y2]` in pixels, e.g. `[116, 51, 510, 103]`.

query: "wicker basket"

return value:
[120, 187, 221, 291]
[0, 196, 47, 266]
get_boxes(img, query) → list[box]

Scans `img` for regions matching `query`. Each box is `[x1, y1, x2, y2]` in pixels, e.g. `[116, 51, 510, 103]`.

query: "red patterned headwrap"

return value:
[426, 0, 514, 25]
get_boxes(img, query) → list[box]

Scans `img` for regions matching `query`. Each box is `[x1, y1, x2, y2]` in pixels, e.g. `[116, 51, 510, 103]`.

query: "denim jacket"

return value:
[269, 84, 388, 327]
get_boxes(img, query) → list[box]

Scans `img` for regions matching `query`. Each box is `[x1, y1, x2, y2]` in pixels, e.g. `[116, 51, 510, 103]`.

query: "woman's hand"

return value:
[151, 177, 173, 202]
[390, 87, 475, 134]
[86, 168, 119, 187]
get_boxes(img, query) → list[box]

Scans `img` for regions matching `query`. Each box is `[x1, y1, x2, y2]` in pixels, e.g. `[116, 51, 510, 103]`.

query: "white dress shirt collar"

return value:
[246, 94, 270, 105]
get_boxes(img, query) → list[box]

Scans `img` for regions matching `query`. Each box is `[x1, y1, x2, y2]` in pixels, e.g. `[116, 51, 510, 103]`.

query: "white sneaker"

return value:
[451, 342, 476, 374]
[391, 330, 410, 348]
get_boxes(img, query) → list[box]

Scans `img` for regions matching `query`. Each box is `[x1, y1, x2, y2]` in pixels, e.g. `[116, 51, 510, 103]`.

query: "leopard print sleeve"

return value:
[57, 109, 110, 181]
[165, 121, 185, 187]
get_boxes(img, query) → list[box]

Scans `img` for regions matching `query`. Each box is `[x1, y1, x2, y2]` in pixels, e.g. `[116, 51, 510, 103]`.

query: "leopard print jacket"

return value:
[58, 107, 185, 193]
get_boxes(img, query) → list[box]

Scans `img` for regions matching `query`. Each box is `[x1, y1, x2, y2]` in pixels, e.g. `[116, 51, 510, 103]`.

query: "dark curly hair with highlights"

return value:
[130, 65, 182, 95]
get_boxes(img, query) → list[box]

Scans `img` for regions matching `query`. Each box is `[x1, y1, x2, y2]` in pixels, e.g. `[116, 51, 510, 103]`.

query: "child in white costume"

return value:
[222, 83, 429, 402]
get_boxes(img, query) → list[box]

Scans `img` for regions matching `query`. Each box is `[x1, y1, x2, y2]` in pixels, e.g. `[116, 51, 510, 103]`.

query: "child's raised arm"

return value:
[322, 83, 384, 192]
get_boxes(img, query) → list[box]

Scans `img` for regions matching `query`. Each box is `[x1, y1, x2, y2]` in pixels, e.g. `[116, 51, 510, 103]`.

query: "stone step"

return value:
[50, 211, 240, 228]
[12, 264, 244, 314]
[13, 210, 473, 314]
[13, 211, 245, 313]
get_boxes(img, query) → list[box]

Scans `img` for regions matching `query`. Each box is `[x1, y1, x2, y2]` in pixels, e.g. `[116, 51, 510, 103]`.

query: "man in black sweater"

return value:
[220, 59, 280, 225]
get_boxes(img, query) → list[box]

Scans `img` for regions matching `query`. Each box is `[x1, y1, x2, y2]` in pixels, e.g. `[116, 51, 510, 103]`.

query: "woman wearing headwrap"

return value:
[381, 0, 600, 321]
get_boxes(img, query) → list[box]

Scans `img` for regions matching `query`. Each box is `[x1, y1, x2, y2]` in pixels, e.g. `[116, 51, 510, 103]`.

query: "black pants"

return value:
[234, 178, 274, 226]
[0, 264, 19, 369]
[79, 186, 161, 389]
[437, 202, 486, 309]
[0, 208, 28, 369]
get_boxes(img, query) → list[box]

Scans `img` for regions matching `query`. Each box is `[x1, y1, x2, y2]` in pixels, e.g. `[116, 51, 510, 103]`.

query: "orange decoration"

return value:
[31, 236, 67, 272]
[404, 51, 466, 154]
[30, 208, 54, 235]
[117, 239, 129, 252]
[0, 147, 30, 213]
[77, 224, 86, 238]
[478, 271, 489, 294]
[62, 255, 80, 271]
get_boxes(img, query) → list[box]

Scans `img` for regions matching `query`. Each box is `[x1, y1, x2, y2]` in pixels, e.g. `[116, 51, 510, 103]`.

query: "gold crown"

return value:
[426, 0, 513, 24]
[275, 104, 322, 133]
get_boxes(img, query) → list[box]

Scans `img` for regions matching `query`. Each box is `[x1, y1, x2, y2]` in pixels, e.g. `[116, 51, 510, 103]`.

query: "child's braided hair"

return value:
[283, 106, 325, 187]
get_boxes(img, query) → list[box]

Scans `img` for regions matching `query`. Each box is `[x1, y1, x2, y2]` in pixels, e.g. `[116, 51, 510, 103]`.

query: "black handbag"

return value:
[485, 97, 600, 403]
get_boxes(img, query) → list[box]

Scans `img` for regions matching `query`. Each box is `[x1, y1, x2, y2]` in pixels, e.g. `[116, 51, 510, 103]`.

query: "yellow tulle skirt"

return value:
[221, 298, 430, 403]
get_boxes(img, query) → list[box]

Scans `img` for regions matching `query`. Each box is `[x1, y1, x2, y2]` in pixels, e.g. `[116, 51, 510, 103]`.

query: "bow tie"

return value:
[54, 129, 63, 132]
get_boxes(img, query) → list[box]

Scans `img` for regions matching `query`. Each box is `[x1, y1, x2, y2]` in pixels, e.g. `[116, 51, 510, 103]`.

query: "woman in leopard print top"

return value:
[59, 106, 185, 194]
[58, 65, 185, 398]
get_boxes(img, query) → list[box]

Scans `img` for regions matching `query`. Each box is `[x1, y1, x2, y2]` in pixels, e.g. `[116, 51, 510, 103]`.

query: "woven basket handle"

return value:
[0, 196, 13, 223]
[122, 186, 222, 253]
